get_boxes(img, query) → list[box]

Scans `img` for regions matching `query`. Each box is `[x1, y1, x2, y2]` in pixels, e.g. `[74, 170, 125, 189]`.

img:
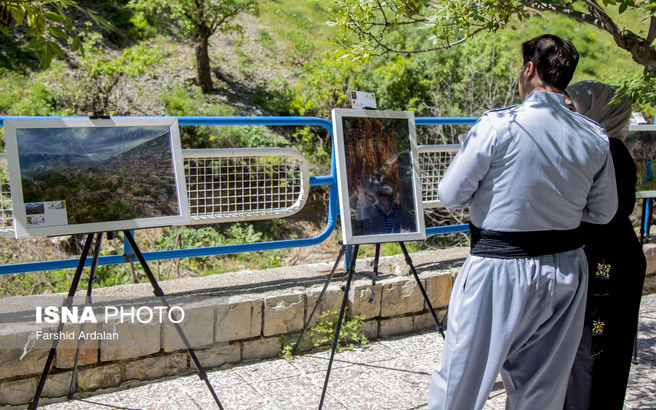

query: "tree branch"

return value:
[528, 0, 656, 72]
[524, 1, 605, 29]
[648, 16, 656, 44]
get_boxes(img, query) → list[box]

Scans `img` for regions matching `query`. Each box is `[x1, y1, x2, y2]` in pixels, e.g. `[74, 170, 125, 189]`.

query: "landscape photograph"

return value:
[16, 125, 181, 225]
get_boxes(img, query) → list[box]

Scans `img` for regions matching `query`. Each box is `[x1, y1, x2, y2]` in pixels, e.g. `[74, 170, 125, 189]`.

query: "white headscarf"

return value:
[565, 80, 632, 140]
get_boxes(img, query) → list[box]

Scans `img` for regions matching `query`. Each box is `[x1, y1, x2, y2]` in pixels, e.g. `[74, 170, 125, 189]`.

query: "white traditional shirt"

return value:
[438, 91, 618, 232]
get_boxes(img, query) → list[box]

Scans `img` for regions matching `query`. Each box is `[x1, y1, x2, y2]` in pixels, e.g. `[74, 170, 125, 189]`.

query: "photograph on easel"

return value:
[624, 124, 656, 192]
[4, 117, 189, 238]
[332, 109, 426, 245]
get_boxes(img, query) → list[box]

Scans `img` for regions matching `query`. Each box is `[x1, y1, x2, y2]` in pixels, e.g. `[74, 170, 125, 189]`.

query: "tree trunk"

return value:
[195, 34, 213, 93]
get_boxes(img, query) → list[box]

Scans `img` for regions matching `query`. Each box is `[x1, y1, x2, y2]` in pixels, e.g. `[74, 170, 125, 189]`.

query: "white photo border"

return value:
[332, 108, 426, 245]
[5, 117, 190, 238]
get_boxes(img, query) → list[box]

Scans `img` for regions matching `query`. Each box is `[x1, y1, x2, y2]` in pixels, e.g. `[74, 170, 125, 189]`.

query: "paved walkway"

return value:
[43, 293, 656, 409]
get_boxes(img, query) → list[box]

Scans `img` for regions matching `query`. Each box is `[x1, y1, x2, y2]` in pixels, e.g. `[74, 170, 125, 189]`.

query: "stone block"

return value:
[0, 325, 52, 379]
[0, 377, 36, 405]
[262, 292, 304, 337]
[379, 315, 414, 338]
[43, 371, 73, 398]
[0, 347, 47, 379]
[77, 363, 122, 391]
[219, 296, 262, 341]
[347, 280, 382, 320]
[645, 244, 656, 276]
[242, 337, 281, 361]
[196, 343, 241, 368]
[162, 303, 214, 352]
[125, 352, 188, 381]
[305, 285, 343, 328]
[54, 323, 99, 369]
[361, 319, 378, 340]
[380, 277, 424, 317]
[99, 321, 160, 361]
[414, 310, 448, 332]
[423, 272, 453, 309]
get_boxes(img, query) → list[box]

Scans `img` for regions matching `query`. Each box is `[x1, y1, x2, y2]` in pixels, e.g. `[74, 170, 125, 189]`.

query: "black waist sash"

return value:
[469, 223, 583, 259]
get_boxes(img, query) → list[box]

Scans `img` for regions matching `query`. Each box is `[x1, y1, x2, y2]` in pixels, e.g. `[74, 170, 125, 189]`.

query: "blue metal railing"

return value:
[0, 115, 476, 275]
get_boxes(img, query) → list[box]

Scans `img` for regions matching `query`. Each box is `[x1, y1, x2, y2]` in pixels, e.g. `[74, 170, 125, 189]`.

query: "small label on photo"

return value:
[25, 201, 68, 227]
[350, 90, 377, 109]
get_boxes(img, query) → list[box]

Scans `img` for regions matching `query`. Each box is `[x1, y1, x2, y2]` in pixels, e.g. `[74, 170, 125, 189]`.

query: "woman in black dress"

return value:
[563, 81, 647, 409]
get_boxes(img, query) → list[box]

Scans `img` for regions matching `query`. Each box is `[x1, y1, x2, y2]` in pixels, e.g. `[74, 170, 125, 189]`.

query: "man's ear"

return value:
[523, 61, 536, 81]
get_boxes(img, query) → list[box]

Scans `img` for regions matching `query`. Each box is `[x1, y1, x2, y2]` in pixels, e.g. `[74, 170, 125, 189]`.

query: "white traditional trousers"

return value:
[428, 248, 588, 410]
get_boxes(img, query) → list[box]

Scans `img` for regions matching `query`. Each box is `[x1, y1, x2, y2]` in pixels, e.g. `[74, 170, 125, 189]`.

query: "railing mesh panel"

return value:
[418, 146, 459, 208]
[185, 154, 306, 223]
[0, 159, 13, 236]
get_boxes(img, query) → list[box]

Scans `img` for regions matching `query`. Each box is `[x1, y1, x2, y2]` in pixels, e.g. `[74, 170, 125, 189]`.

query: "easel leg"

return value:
[68, 233, 103, 398]
[29, 233, 96, 410]
[368, 244, 380, 304]
[399, 242, 446, 339]
[291, 245, 347, 356]
[123, 231, 224, 410]
[319, 244, 359, 409]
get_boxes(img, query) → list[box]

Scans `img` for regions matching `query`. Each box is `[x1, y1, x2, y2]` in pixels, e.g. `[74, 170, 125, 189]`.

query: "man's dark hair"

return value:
[522, 35, 579, 91]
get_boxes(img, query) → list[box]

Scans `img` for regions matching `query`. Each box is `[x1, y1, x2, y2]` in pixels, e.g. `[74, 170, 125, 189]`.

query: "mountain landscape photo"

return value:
[17, 126, 180, 225]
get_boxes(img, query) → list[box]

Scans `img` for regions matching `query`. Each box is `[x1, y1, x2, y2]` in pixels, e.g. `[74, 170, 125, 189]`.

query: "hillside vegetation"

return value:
[0, 0, 650, 295]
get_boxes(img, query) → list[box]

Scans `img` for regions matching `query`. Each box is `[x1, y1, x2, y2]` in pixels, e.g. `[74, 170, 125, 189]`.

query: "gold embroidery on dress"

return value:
[595, 262, 611, 279]
[592, 319, 606, 335]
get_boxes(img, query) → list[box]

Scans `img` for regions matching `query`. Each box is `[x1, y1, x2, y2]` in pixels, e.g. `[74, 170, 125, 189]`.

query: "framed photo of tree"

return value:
[4, 117, 190, 238]
[332, 109, 426, 245]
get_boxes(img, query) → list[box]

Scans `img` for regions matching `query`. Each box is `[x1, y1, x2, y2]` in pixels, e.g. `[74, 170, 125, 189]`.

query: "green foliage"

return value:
[287, 29, 521, 118]
[615, 71, 656, 118]
[0, 161, 7, 183]
[0, 0, 112, 68]
[282, 30, 316, 61]
[306, 308, 368, 350]
[0, 268, 71, 296]
[279, 334, 296, 359]
[0, 32, 38, 71]
[280, 308, 368, 359]
[152, 221, 286, 274]
[293, 126, 330, 168]
[85, 0, 148, 41]
[130, 0, 259, 92]
[73, 31, 165, 115]
[252, 80, 293, 116]
[356, 241, 426, 259]
[329, 0, 655, 107]
[161, 85, 290, 148]
[130, 0, 258, 38]
[256, 28, 275, 52]
[0, 78, 61, 115]
[0, 61, 74, 117]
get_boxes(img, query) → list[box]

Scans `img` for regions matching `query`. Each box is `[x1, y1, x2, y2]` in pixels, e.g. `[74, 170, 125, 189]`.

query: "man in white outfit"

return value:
[428, 35, 618, 410]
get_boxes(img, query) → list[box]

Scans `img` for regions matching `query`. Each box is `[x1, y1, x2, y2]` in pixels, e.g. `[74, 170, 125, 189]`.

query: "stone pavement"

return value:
[41, 293, 656, 410]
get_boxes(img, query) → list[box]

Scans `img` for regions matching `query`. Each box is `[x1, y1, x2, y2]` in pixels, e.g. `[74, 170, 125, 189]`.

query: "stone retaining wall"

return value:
[0, 249, 461, 407]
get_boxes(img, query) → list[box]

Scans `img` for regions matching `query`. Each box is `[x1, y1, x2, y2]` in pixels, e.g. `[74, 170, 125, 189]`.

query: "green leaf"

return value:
[87, 11, 114, 31]
[44, 11, 65, 22]
[10, 5, 26, 25]
[48, 26, 68, 39]
[25, 37, 46, 51]
[47, 40, 66, 58]
[619, 1, 628, 12]
[71, 35, 83, 52]
[41, 46, 53, 68]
